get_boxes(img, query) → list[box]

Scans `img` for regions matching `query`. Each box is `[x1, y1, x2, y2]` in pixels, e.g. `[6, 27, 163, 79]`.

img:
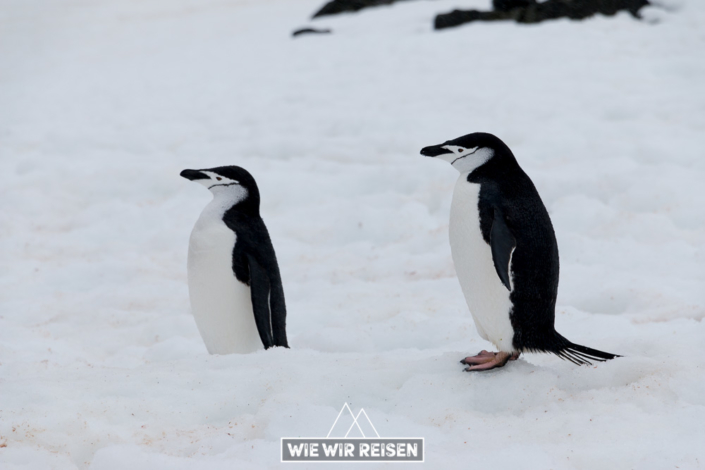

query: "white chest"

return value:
[186, 198, 260, 354]
[449, 175, 515, 352]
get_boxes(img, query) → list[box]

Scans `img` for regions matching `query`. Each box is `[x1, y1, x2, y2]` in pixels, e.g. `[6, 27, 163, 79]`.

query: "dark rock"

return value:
[493, 0, 537, 12]
[312, 0, 407, 19]
[435, 0, 650, 30]
[292, 27, 333, 37]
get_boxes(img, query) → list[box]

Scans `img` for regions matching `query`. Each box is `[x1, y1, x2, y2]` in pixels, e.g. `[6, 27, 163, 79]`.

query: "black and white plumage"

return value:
[181, 166, 288, 354]
[421, 133, 618, 371]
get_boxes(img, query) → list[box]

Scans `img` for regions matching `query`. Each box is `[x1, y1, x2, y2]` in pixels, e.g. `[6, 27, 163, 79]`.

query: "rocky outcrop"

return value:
[312, 0, 407, 19]
[292, 27, 333, 37]
[435, 0, 650, 29]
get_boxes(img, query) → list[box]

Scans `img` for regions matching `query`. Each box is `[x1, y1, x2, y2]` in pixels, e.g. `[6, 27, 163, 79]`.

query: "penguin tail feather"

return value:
[553, 334, 621, 366]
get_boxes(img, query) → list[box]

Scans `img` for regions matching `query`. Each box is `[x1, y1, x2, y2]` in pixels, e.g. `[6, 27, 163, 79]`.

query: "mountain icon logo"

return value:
[326, 403, 380, 438]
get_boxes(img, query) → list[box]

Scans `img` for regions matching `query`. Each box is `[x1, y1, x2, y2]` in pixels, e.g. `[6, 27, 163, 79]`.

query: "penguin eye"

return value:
[457, 148, 464, 153]
[216, 177, 222, 181]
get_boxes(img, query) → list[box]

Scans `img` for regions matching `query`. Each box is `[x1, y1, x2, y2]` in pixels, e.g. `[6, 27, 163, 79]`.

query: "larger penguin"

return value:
[181, 166, 288, 354]
[421, 133, 618, 371]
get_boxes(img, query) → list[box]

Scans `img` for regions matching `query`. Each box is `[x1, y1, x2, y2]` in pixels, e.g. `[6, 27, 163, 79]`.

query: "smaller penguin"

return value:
[181, 166, 288, 354]
[421, 132, 618, 371]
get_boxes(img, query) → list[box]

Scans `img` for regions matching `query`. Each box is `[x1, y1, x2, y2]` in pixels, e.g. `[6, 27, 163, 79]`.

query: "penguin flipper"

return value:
[268, 274, 289, 348]
[490, 208, 516, 291]
[247, 254, 275, 349]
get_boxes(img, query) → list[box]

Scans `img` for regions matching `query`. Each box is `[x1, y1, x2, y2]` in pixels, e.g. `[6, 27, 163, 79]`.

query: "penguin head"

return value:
[420, 132, 511, 174]
[180, 166, 260, 212]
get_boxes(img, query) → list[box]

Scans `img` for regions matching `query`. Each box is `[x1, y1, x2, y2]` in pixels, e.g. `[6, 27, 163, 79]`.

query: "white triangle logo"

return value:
[326, 403, 381, 438]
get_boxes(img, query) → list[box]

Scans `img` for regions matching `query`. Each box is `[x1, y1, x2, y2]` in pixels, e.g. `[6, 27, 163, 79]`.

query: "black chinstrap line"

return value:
[208, 182, 240, 190]
[451, 147, 480, 165]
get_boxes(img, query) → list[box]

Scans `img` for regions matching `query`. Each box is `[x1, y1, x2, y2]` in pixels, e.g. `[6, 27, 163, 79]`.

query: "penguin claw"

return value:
[460, 350, 498, 365]
[460, 351, 520, 371]
[464, 363, 501, 372]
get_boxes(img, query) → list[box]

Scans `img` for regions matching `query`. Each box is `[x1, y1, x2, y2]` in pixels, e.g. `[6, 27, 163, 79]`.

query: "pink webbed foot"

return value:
[460, 351, 521, 371]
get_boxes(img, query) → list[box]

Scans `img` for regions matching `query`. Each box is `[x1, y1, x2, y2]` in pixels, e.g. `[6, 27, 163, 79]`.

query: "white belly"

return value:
[187, 205, 261, 355]
[449, 176, 516, 352]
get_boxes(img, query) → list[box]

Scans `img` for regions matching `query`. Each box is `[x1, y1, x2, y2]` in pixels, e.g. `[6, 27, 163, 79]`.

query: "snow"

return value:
[1, 0, 704, 468]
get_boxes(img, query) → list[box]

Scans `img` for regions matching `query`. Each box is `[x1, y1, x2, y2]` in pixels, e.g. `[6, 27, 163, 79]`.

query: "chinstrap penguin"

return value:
[181, 166, 288, 354]
[421, 133, 618, 371]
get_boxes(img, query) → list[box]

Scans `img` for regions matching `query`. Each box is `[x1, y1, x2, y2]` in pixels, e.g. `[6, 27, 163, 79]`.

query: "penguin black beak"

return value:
[420, 145, 450, 157]
[180, 169, 209, 181]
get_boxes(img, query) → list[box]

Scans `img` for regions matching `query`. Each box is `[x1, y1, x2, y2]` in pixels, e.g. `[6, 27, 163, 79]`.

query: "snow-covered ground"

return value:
[1, 0, 704, 468]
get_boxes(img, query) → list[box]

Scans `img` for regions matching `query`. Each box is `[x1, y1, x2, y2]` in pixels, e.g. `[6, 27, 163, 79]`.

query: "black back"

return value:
[466, 142, 560, 352]
[204, 166, 289, 349]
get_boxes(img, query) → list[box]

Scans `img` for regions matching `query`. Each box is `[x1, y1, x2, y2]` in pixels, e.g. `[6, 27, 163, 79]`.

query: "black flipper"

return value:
[490, 208, 516, 291]
[269, 274, 289, 348]
[223, 204, 289, 351]
[247, 254, 274, 349]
